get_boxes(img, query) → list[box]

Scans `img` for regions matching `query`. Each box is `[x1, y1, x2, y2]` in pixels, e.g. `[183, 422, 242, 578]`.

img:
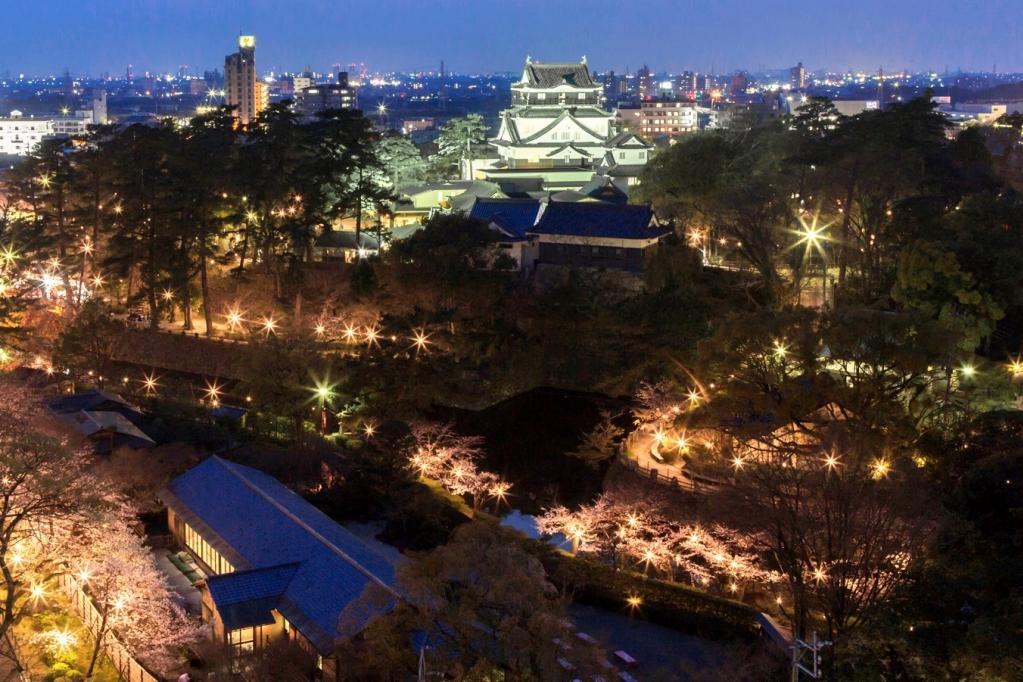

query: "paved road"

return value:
[569, 603, 730, 677]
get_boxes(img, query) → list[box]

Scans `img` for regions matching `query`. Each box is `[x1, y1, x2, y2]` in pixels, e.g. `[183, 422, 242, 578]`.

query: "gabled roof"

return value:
[530, 201, 666, 240]
[59, 410, 155, 447]
[519, 109, 605, 145]
[496, 112, 521, 144]
[389, 223, 425, 241]
[577, 175, 630, 205]
[314, 230, 380, 251]
[162, 457, 398, 653]
[548, 143, 596, 159]
[447, 181, 506, 212]
[398, 180, 474, 198]
[49, 390, 142, 417]
[607, 131, 654, 149]
[467, 197, 542, 240]
[206, 563, 300, 630]
[519, 61, 597, 89]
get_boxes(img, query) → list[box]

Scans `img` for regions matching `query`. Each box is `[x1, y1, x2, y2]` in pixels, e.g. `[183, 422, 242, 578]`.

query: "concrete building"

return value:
[637, 65, 653, 101]
[225, 35, 262, 125]
[676, 71, 698, 100]
[0, 105, 101, 156]
[831, 99, 880, 117]
[295, 72, 358, 117]
[0, 113, 54, 156]
[790, 62, 808, 90]
[617, 100, 709, 139]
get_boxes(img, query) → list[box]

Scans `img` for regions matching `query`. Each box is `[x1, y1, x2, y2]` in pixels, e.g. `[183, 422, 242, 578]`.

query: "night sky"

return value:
[3, 0, 1019, 77]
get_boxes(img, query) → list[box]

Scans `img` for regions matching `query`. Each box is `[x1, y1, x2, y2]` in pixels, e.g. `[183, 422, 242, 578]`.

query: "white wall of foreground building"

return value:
[0, 113, 52, 156]
[0, 94, 106, 156]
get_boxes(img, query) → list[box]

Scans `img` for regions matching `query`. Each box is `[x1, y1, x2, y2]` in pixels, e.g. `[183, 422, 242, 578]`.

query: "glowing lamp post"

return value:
[314, 382, 334, 433]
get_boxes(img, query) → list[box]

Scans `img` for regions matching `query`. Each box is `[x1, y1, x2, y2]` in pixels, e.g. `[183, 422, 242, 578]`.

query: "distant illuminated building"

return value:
[295, 72, 358, 117]
[617, 100, 704, 138]
[292, 70, 313, 93]
[225, 35, 263, 125]
[637, 65, 653, 101]
[790, 62, 808, 90]
[676, 71, 698, 100]
[730, 71, 750, 95]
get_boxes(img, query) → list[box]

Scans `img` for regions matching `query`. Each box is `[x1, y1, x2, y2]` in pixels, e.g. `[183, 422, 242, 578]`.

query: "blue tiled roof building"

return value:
[161, 457, 397, 677]
[528, 202, 667, 272]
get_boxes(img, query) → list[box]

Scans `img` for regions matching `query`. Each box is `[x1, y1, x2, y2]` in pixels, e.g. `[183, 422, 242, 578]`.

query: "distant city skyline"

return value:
[2, 0, 1020, 77]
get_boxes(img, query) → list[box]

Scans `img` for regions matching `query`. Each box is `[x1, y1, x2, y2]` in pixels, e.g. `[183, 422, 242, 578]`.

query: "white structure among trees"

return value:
[485, 57, 651, 190]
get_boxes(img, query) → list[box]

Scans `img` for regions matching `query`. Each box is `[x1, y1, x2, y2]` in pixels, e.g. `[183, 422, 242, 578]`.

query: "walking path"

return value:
[623, 424, 728, 493]
[154, 549, 202, 617]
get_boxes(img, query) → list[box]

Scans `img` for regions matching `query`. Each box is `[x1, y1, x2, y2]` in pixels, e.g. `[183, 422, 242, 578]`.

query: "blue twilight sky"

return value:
[2, 0, 1019, 77]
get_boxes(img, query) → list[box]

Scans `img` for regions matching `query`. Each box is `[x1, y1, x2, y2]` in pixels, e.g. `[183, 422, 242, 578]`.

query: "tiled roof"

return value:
[398, 180, 473, 197]
[49, 390, 141, 417]
[447, 181, 506, 212]
[521, 62, 597, 89]
[530, 201, 665, 240]
[314, 230, 380, 251]
[606, 131, 653, 149]
[577, 176, 630, 205]
[467, 197, 542, 240]
[207, 563, 300, 605]
[206, 564, 300, 630]
[163, 457, 398, 653]
[59, 410, 155, 446]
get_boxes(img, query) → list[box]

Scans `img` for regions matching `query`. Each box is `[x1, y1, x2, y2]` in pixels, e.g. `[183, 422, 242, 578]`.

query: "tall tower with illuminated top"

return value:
[225, 35, 262, 125]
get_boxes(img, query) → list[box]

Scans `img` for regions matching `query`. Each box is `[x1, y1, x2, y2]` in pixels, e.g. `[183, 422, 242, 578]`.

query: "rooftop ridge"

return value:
[212, 457, 399, 600]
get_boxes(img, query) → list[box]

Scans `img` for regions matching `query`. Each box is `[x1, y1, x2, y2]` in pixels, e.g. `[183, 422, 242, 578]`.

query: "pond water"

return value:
[501, 510, 571, 551]
[435, 386, 629, 514]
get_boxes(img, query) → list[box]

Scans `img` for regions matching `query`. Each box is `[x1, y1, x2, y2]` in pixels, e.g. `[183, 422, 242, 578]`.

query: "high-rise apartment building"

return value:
[225, 35, 262, 125]
[295, 72, 358, 117]
[676, 71, 698, 100]
[637, 65, 653, 101]
[790, 62, 807, 90]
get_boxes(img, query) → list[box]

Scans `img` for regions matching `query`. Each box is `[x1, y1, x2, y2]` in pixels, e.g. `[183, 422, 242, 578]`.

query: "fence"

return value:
[8, 630, 33, 682]
[619, 432, 727, 493]
[618, 456, 701, 491]
[58, 574, 164, 682]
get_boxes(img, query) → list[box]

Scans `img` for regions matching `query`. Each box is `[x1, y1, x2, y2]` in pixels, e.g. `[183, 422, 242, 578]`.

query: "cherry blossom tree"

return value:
[0, 382, 108, 667]
[66, 509, 202, 676]
[633, 380, 686, 424]
[536, 493, 779, 593]
[405, 422, 510, 515]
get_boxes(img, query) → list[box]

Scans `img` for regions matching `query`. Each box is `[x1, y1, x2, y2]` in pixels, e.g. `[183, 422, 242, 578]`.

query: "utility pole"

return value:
[791, 631, 832, 681]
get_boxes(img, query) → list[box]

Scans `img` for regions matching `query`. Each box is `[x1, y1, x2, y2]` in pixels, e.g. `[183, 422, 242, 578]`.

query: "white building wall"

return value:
[0, 115, 54, 156]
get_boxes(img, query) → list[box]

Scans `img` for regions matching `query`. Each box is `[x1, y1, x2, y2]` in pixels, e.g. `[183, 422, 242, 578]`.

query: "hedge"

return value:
[531, 541, 761, 641]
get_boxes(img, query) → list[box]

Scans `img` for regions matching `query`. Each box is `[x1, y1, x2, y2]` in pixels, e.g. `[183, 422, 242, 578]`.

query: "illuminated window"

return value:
[182, 522, 234, 575]
[228, 627, 255, 654]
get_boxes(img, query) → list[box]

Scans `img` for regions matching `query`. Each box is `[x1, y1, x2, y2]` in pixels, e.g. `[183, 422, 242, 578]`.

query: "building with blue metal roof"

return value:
[161, 457, 398, 678]
[467, 197, 543, 241]
[528, 201, 668, 272]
